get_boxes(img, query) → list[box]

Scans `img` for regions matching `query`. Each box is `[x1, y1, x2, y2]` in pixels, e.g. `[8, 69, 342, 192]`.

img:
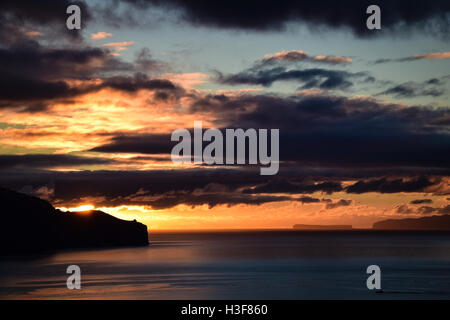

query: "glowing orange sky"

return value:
[1, 79, 449, 229]
[56, 191, 450, 230]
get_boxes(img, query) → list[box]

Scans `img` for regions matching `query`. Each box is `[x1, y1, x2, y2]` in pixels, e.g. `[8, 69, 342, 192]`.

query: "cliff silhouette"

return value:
[373, 214, 450, 230]
[0, 187, 148, 255]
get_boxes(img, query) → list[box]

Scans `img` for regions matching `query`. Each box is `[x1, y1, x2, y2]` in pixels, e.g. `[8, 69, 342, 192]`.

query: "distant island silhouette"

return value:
[0, 187, 148, 255]
[293, 224, 353, 230]
[293, 215, 450, 231]
[373, 214, 450, 230]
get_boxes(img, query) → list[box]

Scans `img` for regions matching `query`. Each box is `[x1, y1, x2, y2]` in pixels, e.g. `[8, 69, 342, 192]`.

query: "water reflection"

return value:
[1, 230, 450, 299]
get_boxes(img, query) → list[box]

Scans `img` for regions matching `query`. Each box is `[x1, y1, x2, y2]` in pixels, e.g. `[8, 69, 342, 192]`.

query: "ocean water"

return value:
[1, 230, 450, 299]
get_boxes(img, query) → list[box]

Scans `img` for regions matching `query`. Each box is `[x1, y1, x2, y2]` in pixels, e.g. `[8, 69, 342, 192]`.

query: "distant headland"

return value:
[0, 187, 149, 255]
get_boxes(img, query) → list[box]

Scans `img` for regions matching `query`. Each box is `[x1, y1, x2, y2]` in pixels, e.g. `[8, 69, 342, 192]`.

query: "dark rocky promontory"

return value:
[0, 187, 149, 255]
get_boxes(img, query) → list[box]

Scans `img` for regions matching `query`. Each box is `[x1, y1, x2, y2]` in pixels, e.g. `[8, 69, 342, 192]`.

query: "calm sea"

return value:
[1, 230, 450, 299]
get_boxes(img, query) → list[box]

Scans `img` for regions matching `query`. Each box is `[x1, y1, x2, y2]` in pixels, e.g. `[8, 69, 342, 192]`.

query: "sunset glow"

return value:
[0, 0, 448, 230]
[60, 205, 95, 212]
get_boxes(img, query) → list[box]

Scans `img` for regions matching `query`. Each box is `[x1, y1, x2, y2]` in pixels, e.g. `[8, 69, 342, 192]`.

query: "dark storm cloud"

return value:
[0, 154, 114, 170]
[297, 196, 322, 204]
[242, 179, 343, 195]
[90, 133, 173, 154]
[0, 41, 130, 80]
[325, 199, 352, 209]
[0, 168, 338, 206]
[0, 40, 170, 80]
[410, 199, 433, 205]
[138, 193, 295, 209]
[0, 169, 293, 208]
[2, 1, 449, 45]
[0, 72, 181, 111]
[0, 40, 180, 111]
[0, 41, 169, 83]
[0, 0, 89, 44]
[0, 75, 93, 107]
[216, 67, 366, 90]
[0, 169, 446, 209]
[52, 169, 268, 201]
[102, 74, 179, 93]
[117, 0, 450, 37]
[203, 94, 450, 170]
[91, 92, 450, 172]
[346, 177, 437, 194]
[0, 0, 89, 26]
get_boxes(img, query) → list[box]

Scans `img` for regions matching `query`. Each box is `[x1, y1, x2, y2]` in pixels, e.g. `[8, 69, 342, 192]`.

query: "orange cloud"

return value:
[263, 50, 308, 61]
[0, 82, 213, 154]
[262, 50, 352, 64]
[412, 52, 450, 60]
[24, 31, 42, 38]
[163, 73, 210, 89]
[313, 55, 352, 64]
[103, 41, 135, 51]
[91, 32, 113, 40]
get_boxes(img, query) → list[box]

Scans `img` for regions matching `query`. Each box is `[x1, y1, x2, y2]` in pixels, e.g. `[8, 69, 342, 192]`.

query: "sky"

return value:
[0, 0, 449, 229]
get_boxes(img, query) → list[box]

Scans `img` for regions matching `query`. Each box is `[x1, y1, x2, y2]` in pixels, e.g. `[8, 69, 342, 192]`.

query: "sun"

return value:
[66, 204, 95, 212]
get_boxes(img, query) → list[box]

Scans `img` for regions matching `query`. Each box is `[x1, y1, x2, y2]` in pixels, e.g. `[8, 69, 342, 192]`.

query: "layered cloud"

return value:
[346, 177, 439, 194]
[215, 51, 368, 90]
[262, 50, 352, 65]
[396, 204, 450, 215]
[377, 76, 449, 98]
[217, 68, 367, 89]
[4, 1, 446, 39]
[375, 52, 450, 64]
[2, 1, 450, 46]
[410, 199, 432, 205]
[325, 199, 352, 210]
[0, 154, 114, 170]
[86, 90, 450, 173]
[1, 167, 447, 211]
[0, 41, 179, 111]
